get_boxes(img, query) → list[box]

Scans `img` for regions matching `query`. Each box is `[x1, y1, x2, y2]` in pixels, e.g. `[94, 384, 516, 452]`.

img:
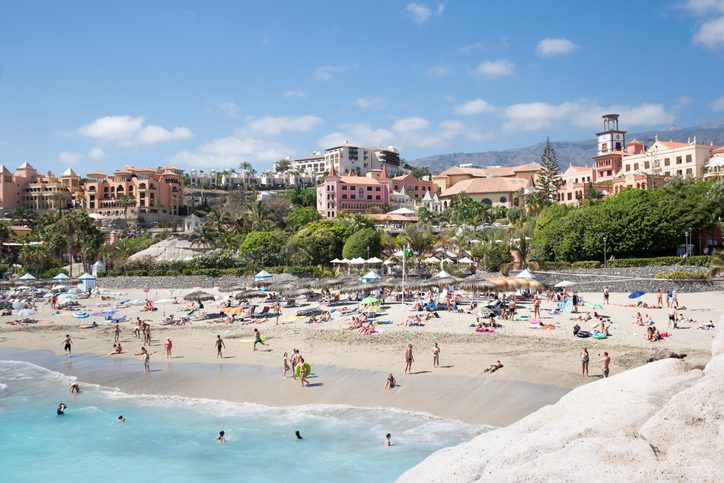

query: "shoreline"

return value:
[0, 346, 567, 426]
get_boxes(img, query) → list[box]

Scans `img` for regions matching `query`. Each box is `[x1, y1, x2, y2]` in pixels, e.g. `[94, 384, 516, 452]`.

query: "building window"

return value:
[625, 165, 631, 172]
[664, 158, 670, 166]
[367, 195, 372, 200]
[481, 198, 492, 205]
[686, 168, 693, 176]
[499, 196, 507, 203]
[686, 154, 692, 163]
[601, 143, 607, 151]
[375, 195, 380, 200]
[633, 163, 639, 170]
[342, 185, 347, 190]
[644, 161, 650, 169]
[366, 186, 372, 191]
[375, 187, 380, 192]
[676, 156, 682, 164]
[342, 194, 347, 199]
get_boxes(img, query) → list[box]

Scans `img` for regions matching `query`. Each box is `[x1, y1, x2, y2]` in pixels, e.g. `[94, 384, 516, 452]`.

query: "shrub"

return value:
[608, 256, 711, 268]
[538, 261, 572, 269]
[571, 261, 601, 268]
[342, 228, 381, 260]
[655, 271, 708, 280]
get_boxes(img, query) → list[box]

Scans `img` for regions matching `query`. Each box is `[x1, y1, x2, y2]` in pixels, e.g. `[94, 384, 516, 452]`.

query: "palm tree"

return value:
[247, 201, 269, 230]
[206, 209, 231, 232]
[189, 225, 219, 249]
[12, 208, 36, 227]
[346, 213, 374, 234]
[117, 194, 132, 221]
[708, 250, 723, 280]
[402, 223, 434, 267]
[50, 191, 72, 214]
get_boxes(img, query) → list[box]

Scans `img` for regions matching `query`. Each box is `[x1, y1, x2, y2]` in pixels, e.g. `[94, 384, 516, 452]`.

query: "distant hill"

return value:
[410, 121, 724, 173]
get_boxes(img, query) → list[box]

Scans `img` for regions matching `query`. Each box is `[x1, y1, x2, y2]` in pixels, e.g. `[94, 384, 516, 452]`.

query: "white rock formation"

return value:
[399, 322, 724, 482]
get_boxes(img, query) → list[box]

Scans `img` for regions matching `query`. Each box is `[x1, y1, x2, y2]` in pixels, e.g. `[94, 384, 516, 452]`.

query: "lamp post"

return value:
[603, 236, 607, 268]
[684, 229, 691, 262]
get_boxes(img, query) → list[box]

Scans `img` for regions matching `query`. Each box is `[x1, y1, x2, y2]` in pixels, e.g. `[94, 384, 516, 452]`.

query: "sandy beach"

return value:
[1, 286, 721, 426]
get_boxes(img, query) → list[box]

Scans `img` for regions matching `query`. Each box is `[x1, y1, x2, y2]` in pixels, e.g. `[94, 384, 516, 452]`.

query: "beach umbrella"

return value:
[184, 290, 215, 302]
[360, 270, 381, 281]
[18, 273, 36, 281]
[16, 308, 36, 319]
[340, 258, 350, 264]
[516, 269, 536, 279]
[383, 258, 398, 266]
[458, 257, 473, 264]
[254, 270, 273, 280]
[235, 290, 267, 299]
[554, 280, 575, 288]
[366, 257, 383, 264]
[51, 284, 67, 292]
[433, 269, 451, 279]
[528, 280, 544, 292]
[360, 296, 380, 305]
[628, 290, 646, 299]
[458, 278, 496, 292]
[330, 258, 343, 264]
[349, 257, 367, 265]
[424, 256, 440, 264]
[53, 273, 71, 281]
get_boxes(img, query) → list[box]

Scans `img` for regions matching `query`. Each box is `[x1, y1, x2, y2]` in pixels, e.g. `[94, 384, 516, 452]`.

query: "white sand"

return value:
[398, 319, 724, 482]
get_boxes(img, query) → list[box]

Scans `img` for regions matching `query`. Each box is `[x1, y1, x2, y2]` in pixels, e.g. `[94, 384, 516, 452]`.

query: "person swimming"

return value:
[69, 383, 80, 393]
[385, 433, 393, 446]
[295, 430, 303, 440]
[216, 430, 226, 443]
[57, 403, 67, 415]
[118, 416, 126, 422]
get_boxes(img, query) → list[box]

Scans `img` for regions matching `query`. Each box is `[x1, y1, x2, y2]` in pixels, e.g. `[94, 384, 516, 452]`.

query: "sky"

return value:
[1, 0, 724, 175]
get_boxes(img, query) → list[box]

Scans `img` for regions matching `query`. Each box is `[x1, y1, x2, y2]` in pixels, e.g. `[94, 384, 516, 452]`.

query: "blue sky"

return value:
[1, 0, 724, 174]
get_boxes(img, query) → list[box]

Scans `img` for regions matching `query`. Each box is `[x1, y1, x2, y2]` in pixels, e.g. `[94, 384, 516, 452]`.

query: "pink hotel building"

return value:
[317, 164, 391, 218]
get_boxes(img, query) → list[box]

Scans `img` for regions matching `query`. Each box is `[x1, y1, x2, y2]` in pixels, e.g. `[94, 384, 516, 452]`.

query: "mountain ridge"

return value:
[409, 121, 724, 173]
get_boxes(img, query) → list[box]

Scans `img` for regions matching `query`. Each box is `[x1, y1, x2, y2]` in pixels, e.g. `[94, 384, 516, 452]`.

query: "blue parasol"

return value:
[628, 290, 645, 299]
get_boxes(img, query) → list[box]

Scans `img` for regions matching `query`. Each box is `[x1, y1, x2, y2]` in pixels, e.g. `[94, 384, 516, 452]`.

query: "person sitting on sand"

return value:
[483, 360, 504, 373]
[109, 343, 123, 355]
[500, 307, 508, 320]
[635, 312, 643, 325]
[307, 314, 318, 324]
[573, 323, 581, 336]
[385, 373, 396, 389]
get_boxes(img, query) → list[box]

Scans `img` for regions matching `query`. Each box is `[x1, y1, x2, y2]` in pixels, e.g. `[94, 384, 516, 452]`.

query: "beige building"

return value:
[619, 137, 719, 179]
[702, 147, 724, 182]
[438, 177, 530, 209]
[432, 162, 542, 193]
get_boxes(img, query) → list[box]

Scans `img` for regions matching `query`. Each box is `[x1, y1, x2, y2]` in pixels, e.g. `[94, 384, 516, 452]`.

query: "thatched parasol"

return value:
[184, 290, 215, 302]
[235, 289, 267, 299]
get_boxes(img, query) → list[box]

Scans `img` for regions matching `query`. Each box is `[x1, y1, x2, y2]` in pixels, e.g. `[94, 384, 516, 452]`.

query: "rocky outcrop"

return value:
[398, 320, 724, 482]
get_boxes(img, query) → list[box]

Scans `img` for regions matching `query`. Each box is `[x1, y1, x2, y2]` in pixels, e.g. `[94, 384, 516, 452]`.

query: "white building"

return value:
[619, 136, 720, 179]
[281, 142, 405, 178]
[189, 169, 218, 187]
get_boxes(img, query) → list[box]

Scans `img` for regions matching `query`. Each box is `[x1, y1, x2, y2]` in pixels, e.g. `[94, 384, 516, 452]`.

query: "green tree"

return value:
[117, 194, 132, 221]
[285, 206, 321, 231]
[401, 223, 434, 263]
[471, 242, 513, 272]
[708, 250, 723, 279]
[288, 225, 341, 265]
[240, 230, 286, 265]
[342, 228, 382, 260]
[247, 201, 270, 230]
[536, 138, 561, 202]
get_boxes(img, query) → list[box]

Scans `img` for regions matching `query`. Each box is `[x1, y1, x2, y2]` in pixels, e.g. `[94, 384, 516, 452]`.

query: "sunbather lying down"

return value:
[483, 360, 503, 373]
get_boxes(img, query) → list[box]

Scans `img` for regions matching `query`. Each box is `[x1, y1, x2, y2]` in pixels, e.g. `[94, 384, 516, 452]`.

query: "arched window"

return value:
[481, 198, 492, 205]
[499, 196, 507, 203]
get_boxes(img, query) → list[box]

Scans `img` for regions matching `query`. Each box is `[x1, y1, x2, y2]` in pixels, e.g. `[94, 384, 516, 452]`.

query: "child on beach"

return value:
[136, 347, 150, 373]
[62, 334, 73, 357]
[215, 335, 225, 358]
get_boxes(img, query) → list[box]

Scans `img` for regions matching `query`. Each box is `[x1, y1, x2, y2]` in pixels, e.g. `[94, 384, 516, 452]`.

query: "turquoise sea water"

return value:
[0, 359, 486, 482]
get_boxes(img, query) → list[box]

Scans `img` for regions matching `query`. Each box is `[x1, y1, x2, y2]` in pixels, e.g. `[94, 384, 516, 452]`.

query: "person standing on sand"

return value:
[164, 338, 173, 358]
[274, 302, 281, 325]
[603, 286, 609, 305]
[432, 343, 440, 368]
[215, 335, 225, 358]
[136, 347, 150, 373]
[253, 328, 265, 351]
[404, 344, 414, 375]
[134, 319, 142, 339]
[299, 357, 309, 387]
[533, 296, 541, 318]
[671, 288, 679, 309]
[656, 289, 663, 308]
[283, 352, 290, 378]
[580, 347, 589, 377]
[113, 322, 121, 343]
[62, 334, 73, 357]
[599, 352, 611, 378]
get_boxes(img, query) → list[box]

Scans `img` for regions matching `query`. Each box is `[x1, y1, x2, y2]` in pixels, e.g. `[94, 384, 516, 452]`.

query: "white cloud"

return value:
[137, 125, 193, 144]
[693, 16, 724, 47]
[682, 0, 724, 48]
[247, 115, 323, 135]
[315, 64, 352, 80]
[535, 38, 578, 57]
[710, 96, 724, 111]
[283, 89, 306, 98]
[426, 64, 451, 77]
[474, 59, 514, 78]
[75, 115, 192, 146]
[404, 2, 445, 24]
[88, 147, 106, 160]
[218, 100, 239, 118]
[169, 135, 291, 169]
[502, 100, 675, 131]
[59, 151, 81, 164]
[318, 117, 491, 151]
[454, 98, 497, 115]
[356, 97, 385, 110]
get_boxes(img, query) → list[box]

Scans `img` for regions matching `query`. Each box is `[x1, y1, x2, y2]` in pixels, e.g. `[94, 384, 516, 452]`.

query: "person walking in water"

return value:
[215, 335, 225, 358]
[253, 328, 265, 351]
[164, 338, 173, 358]
[299, 357, 309, 387]
[62, 334, 73, 357]
[432, 343, 440, 368]
[136, 347, 150, 373]
[580, 347, 589, 377]
[404, 344, 414, 375]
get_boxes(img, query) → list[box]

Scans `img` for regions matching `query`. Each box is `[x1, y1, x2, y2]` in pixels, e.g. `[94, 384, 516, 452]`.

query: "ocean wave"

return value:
[0, 359, 489, 441]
